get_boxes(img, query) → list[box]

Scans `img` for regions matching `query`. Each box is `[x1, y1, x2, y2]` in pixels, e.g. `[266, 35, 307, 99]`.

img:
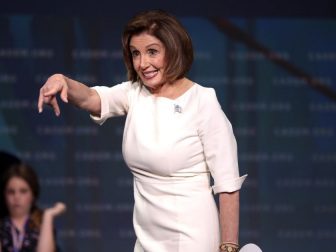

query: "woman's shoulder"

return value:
[0, 217, 10, 229]
[190, 82, 226, 119]
[119, 80, 140, 88]
[0, 217, 14, 240]
[115, 81, 143, 96]
[192, 82, 219, 104]
[96, 80, 141, 91]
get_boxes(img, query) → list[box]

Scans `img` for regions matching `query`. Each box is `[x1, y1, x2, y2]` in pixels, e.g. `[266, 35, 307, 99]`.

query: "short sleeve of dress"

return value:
[198, 87, 247, 194]
[90, 81, 133, 125]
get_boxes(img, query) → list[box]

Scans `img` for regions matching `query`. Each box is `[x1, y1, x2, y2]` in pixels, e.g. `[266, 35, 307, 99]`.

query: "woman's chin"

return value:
[10, 210, 29, 218]
[141, 78, 165, 89]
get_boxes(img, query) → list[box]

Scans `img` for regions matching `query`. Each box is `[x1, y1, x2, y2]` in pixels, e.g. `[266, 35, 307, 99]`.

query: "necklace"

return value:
[10, 221, 26, 252]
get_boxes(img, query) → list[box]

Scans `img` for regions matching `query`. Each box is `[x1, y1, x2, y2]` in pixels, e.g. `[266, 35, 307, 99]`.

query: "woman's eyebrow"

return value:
[130, 43, 161, 49]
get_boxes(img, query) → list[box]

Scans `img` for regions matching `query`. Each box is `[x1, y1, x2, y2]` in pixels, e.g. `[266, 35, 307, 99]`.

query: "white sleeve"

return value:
[89, 81, 133, 125]
[198, 88, 247, 194]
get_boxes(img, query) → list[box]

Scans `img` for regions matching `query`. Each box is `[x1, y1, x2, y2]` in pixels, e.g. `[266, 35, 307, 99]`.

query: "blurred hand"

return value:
[38, 74, 69, 116]
[44, 202, 67, 218]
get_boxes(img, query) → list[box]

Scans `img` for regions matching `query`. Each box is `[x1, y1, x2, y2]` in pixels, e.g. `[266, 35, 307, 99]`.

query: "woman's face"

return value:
[5, 176, 34, 218]
[130, 32, 166, 91]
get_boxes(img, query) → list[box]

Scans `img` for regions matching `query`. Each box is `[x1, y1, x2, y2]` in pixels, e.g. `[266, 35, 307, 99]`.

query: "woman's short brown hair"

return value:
[122, 10, 194, 84]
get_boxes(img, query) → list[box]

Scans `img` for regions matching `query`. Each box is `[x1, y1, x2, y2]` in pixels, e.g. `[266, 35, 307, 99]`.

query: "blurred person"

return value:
[37, 9, 247, 252]
[0, 162, 66, 252]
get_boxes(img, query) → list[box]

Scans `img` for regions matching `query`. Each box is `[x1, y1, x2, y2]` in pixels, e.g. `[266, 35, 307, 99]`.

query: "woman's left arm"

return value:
[219, 191, 240, 246]
[36, 203, 66, 252]
[198, 88, 246, 250]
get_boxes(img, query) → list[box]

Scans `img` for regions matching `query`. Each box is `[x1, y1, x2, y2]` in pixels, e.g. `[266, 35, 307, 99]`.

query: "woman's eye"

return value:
[148, 49, 158, 56]
[131, 51, 139, 57]
[6, 189, 15, 195]
[20, 188, 28, 194]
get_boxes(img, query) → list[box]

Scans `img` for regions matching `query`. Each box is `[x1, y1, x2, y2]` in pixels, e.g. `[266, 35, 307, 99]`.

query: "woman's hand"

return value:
[44, 202, 67, 218]
[38, 74, 69, 116]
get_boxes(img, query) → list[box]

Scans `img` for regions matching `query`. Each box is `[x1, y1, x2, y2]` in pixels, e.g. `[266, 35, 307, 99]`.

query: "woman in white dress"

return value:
[37, 10, 247, 252]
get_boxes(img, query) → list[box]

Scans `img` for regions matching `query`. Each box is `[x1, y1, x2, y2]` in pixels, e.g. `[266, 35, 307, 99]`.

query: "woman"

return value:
[0, 163, 66, 252]
[38, 10, 247, 252]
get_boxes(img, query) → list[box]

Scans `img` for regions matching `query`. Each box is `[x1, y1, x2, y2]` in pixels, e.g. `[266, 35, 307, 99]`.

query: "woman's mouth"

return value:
[142, 70, 158, 79]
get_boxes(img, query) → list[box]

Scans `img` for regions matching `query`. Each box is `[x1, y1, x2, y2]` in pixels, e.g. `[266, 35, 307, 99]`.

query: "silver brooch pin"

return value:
[174, 104, 182, 113]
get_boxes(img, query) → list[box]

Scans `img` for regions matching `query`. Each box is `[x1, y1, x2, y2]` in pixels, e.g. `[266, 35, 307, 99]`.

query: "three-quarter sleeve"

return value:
[90, 81, 133, 125]
[198, 88, 247, 194]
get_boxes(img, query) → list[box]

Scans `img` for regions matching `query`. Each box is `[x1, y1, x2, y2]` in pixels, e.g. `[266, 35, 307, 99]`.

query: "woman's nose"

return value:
[140, 56, 149, 69]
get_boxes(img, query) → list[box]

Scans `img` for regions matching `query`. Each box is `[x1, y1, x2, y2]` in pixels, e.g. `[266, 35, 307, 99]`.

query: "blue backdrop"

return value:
[0, 9, 335, 252]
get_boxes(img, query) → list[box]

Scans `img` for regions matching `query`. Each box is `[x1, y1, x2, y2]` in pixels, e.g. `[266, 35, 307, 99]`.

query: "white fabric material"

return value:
[240, 243, 262, 252]
[91, 81, 247, 252]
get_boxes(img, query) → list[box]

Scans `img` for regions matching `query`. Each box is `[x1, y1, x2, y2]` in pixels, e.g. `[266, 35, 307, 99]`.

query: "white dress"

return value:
[91, 81, 247, 252]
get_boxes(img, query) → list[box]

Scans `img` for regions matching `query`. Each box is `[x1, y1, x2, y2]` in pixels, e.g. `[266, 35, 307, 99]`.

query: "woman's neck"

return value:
[10, 214, 29, 231]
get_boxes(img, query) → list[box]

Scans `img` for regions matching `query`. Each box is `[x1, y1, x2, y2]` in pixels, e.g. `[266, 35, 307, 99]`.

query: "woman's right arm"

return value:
[38, 74, 101, 117]
[36, 202, 66, 252]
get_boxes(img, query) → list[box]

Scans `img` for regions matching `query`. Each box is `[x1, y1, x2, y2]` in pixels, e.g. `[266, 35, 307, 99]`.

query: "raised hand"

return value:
[37, 202, 67, 252]
[38, 74, 69, 116]
[44, 202, 67, 218]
